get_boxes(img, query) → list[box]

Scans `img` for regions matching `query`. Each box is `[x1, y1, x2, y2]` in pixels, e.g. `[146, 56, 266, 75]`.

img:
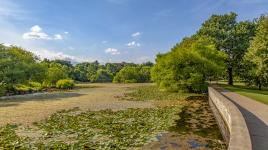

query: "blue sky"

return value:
[0, 0, 267, 63]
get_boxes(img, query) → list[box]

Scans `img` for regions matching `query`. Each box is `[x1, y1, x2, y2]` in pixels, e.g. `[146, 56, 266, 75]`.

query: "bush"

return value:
[29, 81, 43, 91]
[14, 84, 31, 93]
[56, 79, 75, 89]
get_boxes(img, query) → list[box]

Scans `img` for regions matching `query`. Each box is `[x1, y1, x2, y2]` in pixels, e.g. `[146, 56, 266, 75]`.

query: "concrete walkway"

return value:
[216, 86, 268, 150]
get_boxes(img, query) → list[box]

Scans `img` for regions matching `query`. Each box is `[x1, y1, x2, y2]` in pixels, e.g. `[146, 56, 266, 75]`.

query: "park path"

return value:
[217, 86, 268, 150]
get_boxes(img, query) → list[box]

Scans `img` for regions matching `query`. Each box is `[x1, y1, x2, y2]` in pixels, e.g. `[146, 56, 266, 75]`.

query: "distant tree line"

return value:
[0, 44, 153, 96]
[151, 13, 268, 91]
[73, 61, 152, 83]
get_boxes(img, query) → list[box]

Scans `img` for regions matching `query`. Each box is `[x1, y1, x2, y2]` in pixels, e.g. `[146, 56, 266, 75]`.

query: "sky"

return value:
[0, 0, 267, 63]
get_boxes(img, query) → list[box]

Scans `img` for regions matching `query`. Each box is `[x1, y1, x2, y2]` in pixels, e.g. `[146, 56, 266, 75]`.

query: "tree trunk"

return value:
[227, 67, 233, 85]
[257, 78, 262, 90]
[258, 84, 262, 90]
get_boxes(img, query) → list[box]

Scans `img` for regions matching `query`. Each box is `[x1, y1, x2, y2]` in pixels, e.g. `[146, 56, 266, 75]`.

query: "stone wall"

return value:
[208, 86, 252, 150]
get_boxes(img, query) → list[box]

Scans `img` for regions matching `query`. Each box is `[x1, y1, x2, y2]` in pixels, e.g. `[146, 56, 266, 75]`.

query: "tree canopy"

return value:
[151, 36, 226, 92]
[197, 12, 256, 85]
[243, 15, 268, 89]
[113, 66, 151, 83]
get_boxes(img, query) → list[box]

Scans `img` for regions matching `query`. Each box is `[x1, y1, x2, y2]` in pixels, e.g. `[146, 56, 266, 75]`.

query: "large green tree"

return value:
[151, 36, 226, 92]
[0, 46, 39, 86]
[244, 16, 268, 90]
[198, 12, 255, 85]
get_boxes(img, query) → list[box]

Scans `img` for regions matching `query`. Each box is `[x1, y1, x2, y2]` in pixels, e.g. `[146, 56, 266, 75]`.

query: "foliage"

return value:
[28, 81, 43, 91]
[56, 79, 75, 89]
[121, 85, 199, 101]
[73, 62, 145, 83]
[43, 63, 69, 87]
[105, 63, 124, 75]
[91, 69, 113, 83]
[0, 46, 38, 87]
[151, 37, 226, 92]
[243, 15, 268, 90]
[0, 84, 6, 96]
[14, 84, 31, 93]
[0, 124, 28, 149]
[197, 12, 256, 85]
[73, 62, 92, 82]
[0, 45, 49, 95]
[0, 44, 153, 96]
[113, 66, 151, 83]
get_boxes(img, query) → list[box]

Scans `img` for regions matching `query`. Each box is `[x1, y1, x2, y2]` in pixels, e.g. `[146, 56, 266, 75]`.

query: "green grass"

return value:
[220, 82, 268, 105]
[121, 85, 200, 101]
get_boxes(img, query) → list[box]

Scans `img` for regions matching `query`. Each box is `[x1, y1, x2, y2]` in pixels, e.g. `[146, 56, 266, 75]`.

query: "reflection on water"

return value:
[151, 133, 209, 150]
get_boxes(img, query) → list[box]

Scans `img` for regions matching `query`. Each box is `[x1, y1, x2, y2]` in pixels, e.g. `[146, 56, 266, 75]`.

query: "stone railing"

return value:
[208, 86, 252, 150]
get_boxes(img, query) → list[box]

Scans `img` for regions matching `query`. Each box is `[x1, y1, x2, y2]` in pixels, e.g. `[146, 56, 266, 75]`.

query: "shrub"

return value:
[29, 81, 43, 91]
[14, 84, 31, 93]
[56, 79, 75, 89]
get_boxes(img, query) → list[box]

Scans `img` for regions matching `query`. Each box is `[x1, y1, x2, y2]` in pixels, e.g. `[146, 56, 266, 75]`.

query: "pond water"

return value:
[143, 95, 226, 150]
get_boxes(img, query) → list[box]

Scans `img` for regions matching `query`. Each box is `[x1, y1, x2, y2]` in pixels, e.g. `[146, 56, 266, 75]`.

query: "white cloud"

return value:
[33, 49, 93, 63]
[126, 41, 141, 48]
[131, 32, 141, 38]
[22, 25, 51, 40]
[54, 34, 63, 40]
[22, 25, 64, 40]
[105, 48, 120, 55]
[64, 31, 69, 34]
[2, 43, 12, 47]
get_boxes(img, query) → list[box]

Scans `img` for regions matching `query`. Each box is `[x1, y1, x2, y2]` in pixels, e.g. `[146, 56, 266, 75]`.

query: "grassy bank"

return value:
[219, 82, 268, 105]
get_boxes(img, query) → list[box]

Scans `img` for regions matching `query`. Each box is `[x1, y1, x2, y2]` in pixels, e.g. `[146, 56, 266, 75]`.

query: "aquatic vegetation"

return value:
[0, 107, 182, 149]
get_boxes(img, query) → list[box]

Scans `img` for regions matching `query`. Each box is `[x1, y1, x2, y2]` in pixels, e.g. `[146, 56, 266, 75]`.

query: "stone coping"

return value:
[209, 86, 252, 150]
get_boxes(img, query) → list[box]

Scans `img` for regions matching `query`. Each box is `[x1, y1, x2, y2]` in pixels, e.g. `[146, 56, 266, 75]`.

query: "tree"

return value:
[0, 46, 38, 87]
[198, 12, 256, 85]
[74, 62, 90, 82]
[113, 66, 151, 83]
[105, 63, 124, 75]
[86, 61, 99, 82]
[141, 61, 154, 67]
[51, 59, 73, 68]
[73, 61, 100, 82]
[43, 63, 69, 87]
[243, 15, 268, 90]
[92, 69, 113, 83]
[151, 36, 226, 92]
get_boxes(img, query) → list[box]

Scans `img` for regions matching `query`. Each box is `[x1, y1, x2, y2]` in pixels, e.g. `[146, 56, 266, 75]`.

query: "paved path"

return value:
[216, 86, 268, 150]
